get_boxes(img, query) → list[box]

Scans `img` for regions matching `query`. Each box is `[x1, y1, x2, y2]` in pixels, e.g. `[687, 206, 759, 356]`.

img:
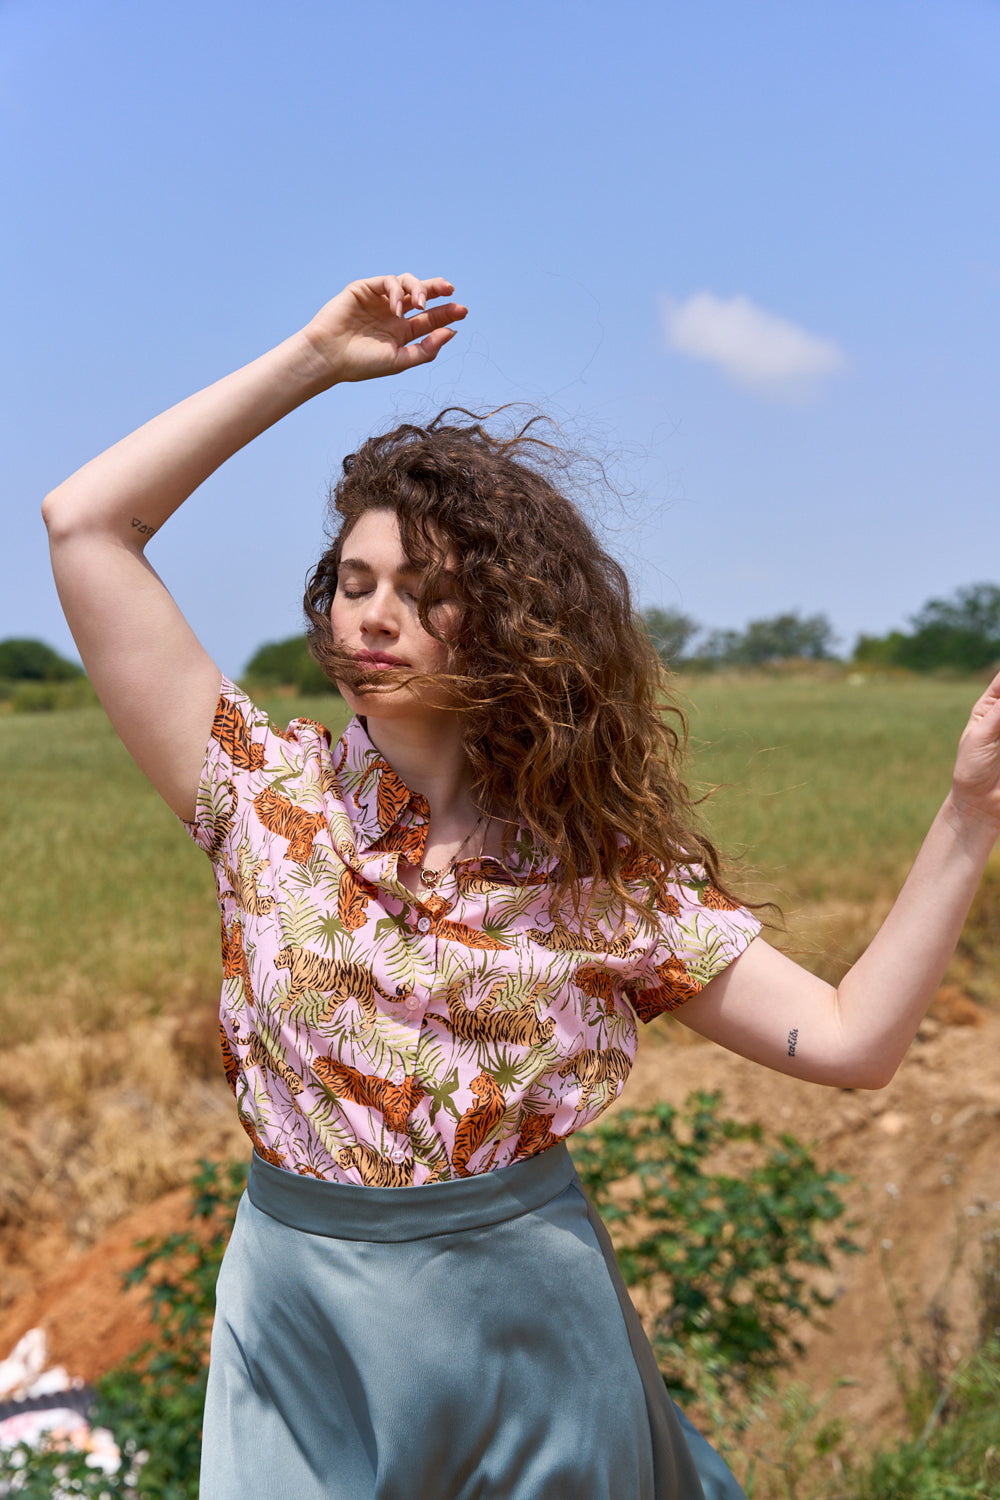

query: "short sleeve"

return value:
[626, 868, 761, 1024]
[181, 677, 286, 859]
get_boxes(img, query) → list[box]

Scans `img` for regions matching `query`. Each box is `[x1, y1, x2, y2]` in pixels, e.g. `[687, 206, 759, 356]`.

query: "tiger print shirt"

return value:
[184, 678, 761, 1186]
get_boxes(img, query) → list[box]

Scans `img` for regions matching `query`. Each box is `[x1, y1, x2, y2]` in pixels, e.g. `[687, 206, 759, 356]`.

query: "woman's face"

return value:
[330, 509, 460, 719]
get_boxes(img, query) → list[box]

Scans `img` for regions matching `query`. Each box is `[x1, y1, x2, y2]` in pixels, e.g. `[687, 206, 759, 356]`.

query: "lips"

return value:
[353, 651, 408, 670]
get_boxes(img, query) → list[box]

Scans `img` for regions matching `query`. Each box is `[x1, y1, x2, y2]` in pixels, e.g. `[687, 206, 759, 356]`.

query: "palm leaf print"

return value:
[406, 1117, 451, 1179]
[303, 1095, 355, 1154]
[279, 892, 328, 950]
[480, 1043, 535, 1092]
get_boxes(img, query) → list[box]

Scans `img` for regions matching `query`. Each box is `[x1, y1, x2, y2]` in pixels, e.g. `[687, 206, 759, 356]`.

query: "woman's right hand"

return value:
[301, 274, 467, 386]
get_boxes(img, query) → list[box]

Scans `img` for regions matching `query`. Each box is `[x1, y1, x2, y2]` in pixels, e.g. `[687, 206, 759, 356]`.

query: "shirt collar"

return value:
[336, 716, 430, 859]
[334, 716, 556, 880]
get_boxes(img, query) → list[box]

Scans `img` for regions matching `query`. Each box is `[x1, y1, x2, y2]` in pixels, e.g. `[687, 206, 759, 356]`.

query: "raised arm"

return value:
[678, 671, 1000, 1087]
[42, 275, 467, 821]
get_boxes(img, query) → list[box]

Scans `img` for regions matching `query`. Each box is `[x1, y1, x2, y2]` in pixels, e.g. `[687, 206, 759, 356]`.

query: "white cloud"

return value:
[660, 291, 846, 397]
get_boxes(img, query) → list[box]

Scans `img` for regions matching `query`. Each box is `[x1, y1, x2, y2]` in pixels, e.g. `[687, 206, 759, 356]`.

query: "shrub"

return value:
[242, 635, 339, 695]
[570, 1091, 860, 1390]
[88, 1160, 248, 1499]
[0, 638, 83, 682]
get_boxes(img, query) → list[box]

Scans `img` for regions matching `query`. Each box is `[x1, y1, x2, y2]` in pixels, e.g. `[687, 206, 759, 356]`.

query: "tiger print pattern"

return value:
[184, 679, 760, 1182]
[512, 1110, 566, 1161]
[312, 1056, 425, 1132]
[624, 953, 702, 1021]
[439, 981, 556, 1047]
[452, 1072, 507, 1177]
[557, 1047, 632, 1112]
[221, 916, 255, 1007]
[245, 1032, 304, 1096]
[526, 917, 636, 958]
[573, 964, 617, 1016]
[252, 787, 326, 863]
[224, 849, 275, 916]
[219, 1022, 240, 1093]
[273, 948, 412, 1022]
[337, 867, 377, 932]
[336, 1142, 413, 1187]
[211, 700, 265, 771]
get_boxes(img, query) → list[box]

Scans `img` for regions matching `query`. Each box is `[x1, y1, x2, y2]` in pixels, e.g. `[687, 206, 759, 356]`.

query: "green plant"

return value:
[88, 1159, 248, 1499]
[571, 1092, 860, 1389]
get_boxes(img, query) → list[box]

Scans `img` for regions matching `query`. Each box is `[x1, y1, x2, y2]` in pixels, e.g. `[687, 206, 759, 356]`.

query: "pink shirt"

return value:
[185, 679, 760, 1185]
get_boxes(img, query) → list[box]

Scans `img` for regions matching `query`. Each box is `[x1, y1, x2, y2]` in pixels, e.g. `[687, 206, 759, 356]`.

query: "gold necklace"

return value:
[419, 814, 487, 889]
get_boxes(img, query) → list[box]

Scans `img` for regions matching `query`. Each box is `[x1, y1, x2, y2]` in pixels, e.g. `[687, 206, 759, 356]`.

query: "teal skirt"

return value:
[201, 1145, 744, 1500]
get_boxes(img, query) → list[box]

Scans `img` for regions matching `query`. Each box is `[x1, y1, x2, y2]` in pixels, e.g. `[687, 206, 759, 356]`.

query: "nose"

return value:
[359, 583, 401, 641]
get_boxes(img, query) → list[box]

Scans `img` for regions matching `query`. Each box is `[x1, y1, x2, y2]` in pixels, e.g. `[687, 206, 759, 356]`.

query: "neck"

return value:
[361, 710, 477, 821]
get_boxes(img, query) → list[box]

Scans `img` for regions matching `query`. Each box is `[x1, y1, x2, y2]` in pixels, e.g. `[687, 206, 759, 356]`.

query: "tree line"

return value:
[643, 581, 1000, 672]
[4, 582, 999, 691]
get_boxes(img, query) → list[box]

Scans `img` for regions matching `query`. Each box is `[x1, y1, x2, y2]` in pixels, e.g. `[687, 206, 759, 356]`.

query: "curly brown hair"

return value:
[303, 409, 740, 918]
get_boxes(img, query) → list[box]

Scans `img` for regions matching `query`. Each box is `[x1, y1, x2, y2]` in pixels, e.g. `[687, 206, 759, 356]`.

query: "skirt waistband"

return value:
[247, 1144, 578, 1242]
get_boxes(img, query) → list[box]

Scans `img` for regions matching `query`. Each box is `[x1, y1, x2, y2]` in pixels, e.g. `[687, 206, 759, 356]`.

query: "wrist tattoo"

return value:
[131, 517, 157, 537]
[787, 1027, 799, 1057]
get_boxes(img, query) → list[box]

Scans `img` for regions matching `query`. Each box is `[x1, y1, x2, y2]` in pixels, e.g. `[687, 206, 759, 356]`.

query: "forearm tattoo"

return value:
[787, 1028, 799, 1057]
[131, 517, 157, 537]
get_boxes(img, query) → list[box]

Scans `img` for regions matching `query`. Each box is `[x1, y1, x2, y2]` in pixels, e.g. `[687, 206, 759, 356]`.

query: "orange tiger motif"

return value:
[244, 1032, 304, 1095]
[337, 868, 377, 932]
[512, 1110, 566, 1161]
[452, 1071, 507, 1178]
[312, 1057, 425, 1133]
[221, 917, 255, 1007]
[438, 981, 555, 1046]
[557, 1047, 631, 1111]
[212, 700, 266, 770]
[336, 1142, 413, 1187]
[527, 918, 636, 958]
[253, 788, 326, 863]
[239, 1115, 286, 1168]
[431, 915, 511, 951]
[219, 1023, 240, 1093]
[370, 823, 425, 863]
[619, 847, 680, 915]
[276, 717, 332, 747]
[357, 762, 412, 829]
[320, 764, 345, 800]
[224, 850, 275, 916]
[700, 883, 743, 912]
[453, 862, 547, 898]
[623, 954, 702, 1021]
[619, 845, 661, 882]
[573, 964, 617, 1016]
[273, 949, 412, 1021]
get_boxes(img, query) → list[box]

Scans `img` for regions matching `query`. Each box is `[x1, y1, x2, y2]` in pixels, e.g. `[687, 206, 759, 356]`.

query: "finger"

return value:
[399, 301, 468, 343]
[362, 274, 407, 318]
[397, 272, 427, 311]
[395, 326, 457, 369]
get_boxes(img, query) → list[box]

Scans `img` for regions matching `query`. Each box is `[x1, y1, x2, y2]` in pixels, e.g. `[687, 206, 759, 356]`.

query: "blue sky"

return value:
[3, 0, 998, 674]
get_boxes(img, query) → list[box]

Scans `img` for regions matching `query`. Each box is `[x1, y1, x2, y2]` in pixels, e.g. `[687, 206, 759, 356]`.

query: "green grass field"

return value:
[0, 670, 991, 1045]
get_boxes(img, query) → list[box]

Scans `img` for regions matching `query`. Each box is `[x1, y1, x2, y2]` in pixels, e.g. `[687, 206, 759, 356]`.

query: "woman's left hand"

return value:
[949, 668, 1000, 828]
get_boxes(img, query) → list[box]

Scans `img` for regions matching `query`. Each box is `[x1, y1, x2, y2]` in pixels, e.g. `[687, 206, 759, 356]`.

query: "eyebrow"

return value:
[338, 556, 456, 580]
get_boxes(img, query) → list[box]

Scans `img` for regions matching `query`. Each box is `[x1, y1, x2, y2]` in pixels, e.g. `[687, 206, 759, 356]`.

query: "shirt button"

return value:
[404, 995, 420, 1012]
[391, 1066, 405, 1085]
[389, 1144, 408, 1163]
[416, 916, 432, 934]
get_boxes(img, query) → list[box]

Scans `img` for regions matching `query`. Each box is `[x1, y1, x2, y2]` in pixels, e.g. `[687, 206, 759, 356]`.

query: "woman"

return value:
[43, 274, 1000, 1500]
